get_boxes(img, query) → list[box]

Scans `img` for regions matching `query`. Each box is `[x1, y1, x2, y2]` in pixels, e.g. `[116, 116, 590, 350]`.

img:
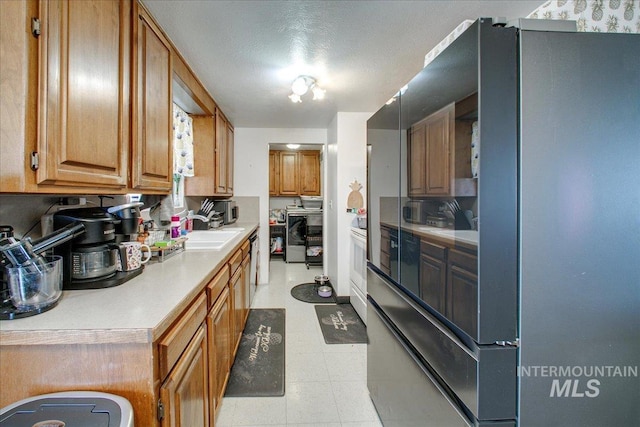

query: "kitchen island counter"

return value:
[0, 222, 259, 345]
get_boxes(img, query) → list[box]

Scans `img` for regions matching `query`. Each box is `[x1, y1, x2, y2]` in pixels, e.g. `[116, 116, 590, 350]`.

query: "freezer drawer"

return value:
[367, 300, 515, 427]
[367, 267, 516, 421]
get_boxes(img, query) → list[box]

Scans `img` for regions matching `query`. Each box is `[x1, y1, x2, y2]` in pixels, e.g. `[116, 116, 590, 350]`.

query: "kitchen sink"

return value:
[184, 228, 244, 250]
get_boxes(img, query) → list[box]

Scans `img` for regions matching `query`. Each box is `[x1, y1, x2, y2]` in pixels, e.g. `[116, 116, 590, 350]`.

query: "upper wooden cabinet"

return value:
[408, 94, 477, 198]
[269, 150, 321, 196]
[269, 151, 279, 195]
[278, 151, 299, 196]
[185, 111, 234, 197]
[408, 103, 453, 197]
[131, 2, 173, 192]
[226, 123, 234, 194]
[185, 116, 215, 195]
[299, 151, 321, 195]
[213, 110, 234, 196]
[0, 0, 232, 196]
[36, 0, 132, 189]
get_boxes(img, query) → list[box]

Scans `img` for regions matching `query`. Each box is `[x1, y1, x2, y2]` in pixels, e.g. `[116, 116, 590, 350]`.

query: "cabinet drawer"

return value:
[380, 252, 390, 270]
[228, 248, 242, 275]
[381, 227, 390, 240]
[448, 248, 477, 275]
[421, 240, 447, 259]
[158, 293, 208, 379]
[241, 240, 250, 258]
[207, 265, 230, 307]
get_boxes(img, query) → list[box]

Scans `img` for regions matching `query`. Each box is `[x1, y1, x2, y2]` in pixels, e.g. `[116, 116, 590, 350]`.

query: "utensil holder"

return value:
[6, 255, 62, 310]
[453, 211, 473, 230]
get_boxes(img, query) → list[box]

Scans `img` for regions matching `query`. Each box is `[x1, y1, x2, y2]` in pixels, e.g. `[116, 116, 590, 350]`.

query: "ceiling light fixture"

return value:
[286, 144, 301, 149]
[289, 75, 325, 103]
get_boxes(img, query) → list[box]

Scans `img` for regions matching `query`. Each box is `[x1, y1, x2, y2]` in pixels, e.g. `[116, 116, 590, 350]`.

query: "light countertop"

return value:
[381, 221, 478, 249]
[0, 222, 258, 345]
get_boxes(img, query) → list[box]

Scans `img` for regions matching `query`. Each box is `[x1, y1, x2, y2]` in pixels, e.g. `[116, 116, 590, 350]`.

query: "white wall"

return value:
[325, 112, 372, 297]
[325, 117, 338, 289]
[233, 128, 327, 285]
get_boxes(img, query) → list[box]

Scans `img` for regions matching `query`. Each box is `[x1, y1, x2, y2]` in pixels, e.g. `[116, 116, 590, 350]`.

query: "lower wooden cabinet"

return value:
[159, 325, 209, 427]
[379, 225, 391, 276]
[207, 287, 231, 420]
[229, 267, 243, 355]
[0, 237, 255, 427]
[418, 236, 478, 337]
[419, 240, 447, 315]
[447, 248, 478, 337]
[242, 254, 251, 323]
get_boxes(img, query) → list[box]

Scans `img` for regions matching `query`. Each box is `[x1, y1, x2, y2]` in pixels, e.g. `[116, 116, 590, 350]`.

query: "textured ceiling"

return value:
[143, 0, 542, 128]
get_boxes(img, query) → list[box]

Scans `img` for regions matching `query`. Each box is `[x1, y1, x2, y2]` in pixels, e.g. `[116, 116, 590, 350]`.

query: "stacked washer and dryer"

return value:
[285, 196, 322, 267]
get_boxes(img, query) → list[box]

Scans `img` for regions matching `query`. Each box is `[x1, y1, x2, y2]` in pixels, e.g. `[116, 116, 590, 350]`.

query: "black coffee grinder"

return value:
[53, 207, 143, 290]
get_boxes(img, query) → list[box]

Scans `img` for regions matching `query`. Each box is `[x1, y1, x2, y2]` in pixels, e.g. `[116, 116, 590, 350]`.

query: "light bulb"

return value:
[288, 93, 302, 103]
[291, 77, 309, 96]
[312, 86, 326, 100]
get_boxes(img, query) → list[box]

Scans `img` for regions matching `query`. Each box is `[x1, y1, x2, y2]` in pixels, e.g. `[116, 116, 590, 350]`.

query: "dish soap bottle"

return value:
[171, 215, 181, 239]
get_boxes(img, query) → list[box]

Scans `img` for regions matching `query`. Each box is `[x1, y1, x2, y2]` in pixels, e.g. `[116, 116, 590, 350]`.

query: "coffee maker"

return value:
[53, 207, 143, 290]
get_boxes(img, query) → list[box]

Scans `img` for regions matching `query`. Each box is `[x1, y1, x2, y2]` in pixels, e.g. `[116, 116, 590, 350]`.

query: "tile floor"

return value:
[217, 260, 383, 427]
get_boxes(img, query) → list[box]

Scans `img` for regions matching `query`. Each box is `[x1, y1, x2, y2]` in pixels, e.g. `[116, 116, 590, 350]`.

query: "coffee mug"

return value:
[117, 242, 151, 271]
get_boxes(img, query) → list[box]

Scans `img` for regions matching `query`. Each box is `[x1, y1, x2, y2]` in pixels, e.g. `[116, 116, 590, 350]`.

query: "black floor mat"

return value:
[225, 308, 286, 397]
[315, 304, 368, 344]
[290, 282, 336, 304]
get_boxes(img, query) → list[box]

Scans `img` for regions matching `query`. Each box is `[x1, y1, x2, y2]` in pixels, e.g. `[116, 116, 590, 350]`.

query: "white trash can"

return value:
[0, 391, 134, 427]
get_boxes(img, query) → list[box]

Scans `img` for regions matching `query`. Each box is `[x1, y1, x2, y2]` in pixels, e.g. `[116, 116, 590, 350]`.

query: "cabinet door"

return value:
[380, 227, 391, 276]
[420, 241, 447, 315]
[226, 123, 234, 194]
[185, 116, 216, 195]
[269, 151, 279, 195]
[229, 268, 243, 354]
[446, 249, 478, 339]
[408, 124, 426, 196]
[242, 254, 251, 323]
[132, 3, 172, 191]
[278, 151, 299, 195]
[207, 287, 231, 420]
[215, 111, 228, 194]
[160, 325, 209, 427]
[37, 0, 130, 188]
[299, 151, 320, 195]
[424, 104, 453, 196]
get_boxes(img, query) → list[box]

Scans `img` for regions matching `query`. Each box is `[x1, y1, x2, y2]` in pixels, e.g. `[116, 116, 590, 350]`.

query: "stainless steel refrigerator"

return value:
[366, 18, 639, 426]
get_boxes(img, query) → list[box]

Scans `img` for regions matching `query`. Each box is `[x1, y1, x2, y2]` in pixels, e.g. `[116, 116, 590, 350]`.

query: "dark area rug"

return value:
[225, 308, 285, 397]
[290, 282, 336, 304]
[315, 304, 368, 344]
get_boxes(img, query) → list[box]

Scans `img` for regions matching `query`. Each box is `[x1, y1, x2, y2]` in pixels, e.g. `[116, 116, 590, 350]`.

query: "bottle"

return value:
[171, 215, 180, 239]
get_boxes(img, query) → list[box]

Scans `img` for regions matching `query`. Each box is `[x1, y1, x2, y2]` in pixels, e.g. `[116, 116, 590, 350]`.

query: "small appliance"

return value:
[106, 202, 143, 242]
[53, 207, 144, 290]
[402, 200, 428, 224]
[213, 200, 238, 224]
[425, 214, 448, 228]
